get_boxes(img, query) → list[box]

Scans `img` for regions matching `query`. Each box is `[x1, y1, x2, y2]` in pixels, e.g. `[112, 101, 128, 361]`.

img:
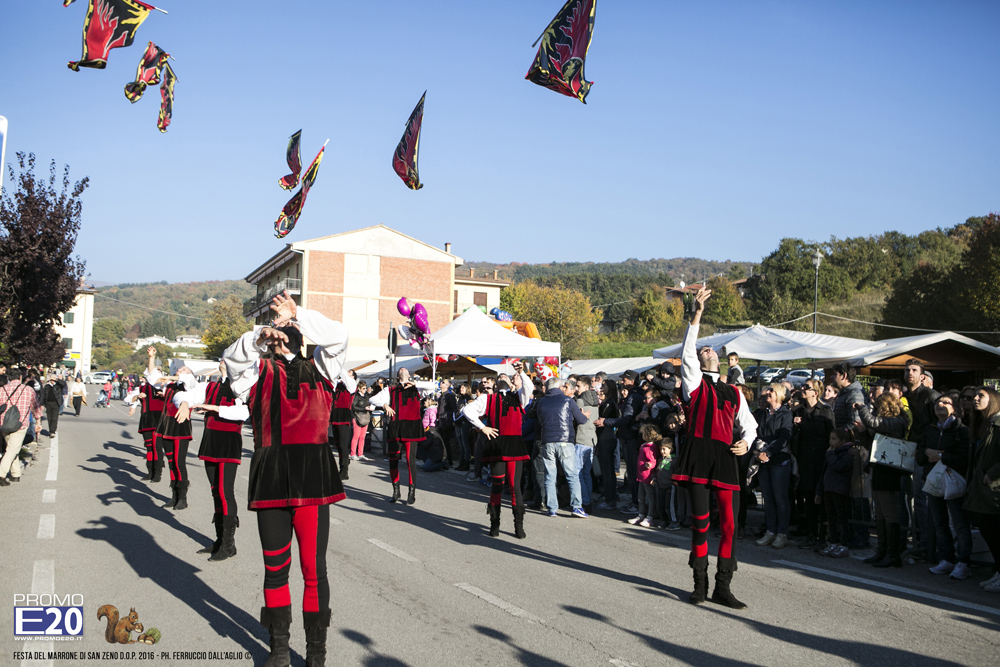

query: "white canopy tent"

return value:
[566, 357, 663, 379]
[804, 331, 1000, 369]
[396, 306, 561, 359]
[653, 325, 878, 362]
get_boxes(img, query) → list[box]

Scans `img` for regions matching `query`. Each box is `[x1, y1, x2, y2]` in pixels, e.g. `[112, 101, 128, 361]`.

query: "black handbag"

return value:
[0, 385, 27, 436]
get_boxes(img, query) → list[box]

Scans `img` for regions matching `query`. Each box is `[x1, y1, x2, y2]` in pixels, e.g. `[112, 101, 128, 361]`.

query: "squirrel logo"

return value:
[96, 605, 143, 644]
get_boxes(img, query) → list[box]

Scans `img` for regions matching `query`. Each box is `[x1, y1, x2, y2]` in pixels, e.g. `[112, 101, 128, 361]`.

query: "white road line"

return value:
[367, 538, 418, 562]
[42, 489, 56, 503]
[454, 583, 545, 624]
[37, 514, 55, 539]
[610, 660, 642, 667]
[330, 517, 344, 526]
[23, 560, 55, 667]
[772, 559, 1000, 617]
[45, 437, 58, 481]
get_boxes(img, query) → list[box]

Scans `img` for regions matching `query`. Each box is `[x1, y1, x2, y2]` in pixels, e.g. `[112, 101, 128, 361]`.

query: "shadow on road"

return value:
[340, 629, 411, 666]
[474, 624, 572, 666]
[77, 515, 269, 661]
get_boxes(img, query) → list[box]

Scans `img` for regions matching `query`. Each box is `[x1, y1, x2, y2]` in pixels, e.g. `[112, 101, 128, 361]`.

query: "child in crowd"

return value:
[662, 411, 686, 530]
[815, 427, 856, 558]
[655, 437, 677, 529]
[630, 423, 662, 528]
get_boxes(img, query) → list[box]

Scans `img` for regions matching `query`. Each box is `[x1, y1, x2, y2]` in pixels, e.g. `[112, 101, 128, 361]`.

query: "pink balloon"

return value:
[397, 297, 412, 317]
[412, 303, 430, 335]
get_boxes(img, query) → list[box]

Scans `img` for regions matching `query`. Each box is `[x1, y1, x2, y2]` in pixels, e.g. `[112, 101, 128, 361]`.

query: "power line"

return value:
[767, 311, 1000, 336]
[94, 292, 207, 323]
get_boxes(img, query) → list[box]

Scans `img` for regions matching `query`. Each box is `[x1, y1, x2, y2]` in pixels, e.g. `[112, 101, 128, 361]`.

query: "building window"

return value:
[63, 312, 75, 324]
[473, 292, 487, 308]
[62, 338, 72, 349]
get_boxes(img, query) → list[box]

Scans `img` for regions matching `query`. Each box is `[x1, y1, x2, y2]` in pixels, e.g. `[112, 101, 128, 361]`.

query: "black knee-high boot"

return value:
[210, 516, 238, 562]
[689, 554, 709, 604]
[487, 504, 501, 537]
[303, 608, 331, 667]
[142, 461, 154, 481]
[513, 505, 526, 539]
[864, 518, 887, 564]
[873, 523, 902, 568]
[173, 481, 190, 511]
[389, 482, 401, 503]
[260, 606, 292, 667]
[151, 461, 163, 483]
[711, 557, 747, 610]
[407, 485, 416, 505]
[162, 481, 177, 508]
[197, 514, 222, 554]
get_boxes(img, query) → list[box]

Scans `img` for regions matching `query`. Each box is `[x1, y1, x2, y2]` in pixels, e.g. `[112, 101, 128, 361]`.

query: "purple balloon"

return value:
[412, 303, 430, 335]
[397, 297, 412, 317]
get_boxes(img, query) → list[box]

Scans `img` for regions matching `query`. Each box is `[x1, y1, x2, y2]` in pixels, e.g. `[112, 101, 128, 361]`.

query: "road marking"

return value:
[42, 489, 56, 503]
[37, 514, 55, 539]
[772, 560, 1000, 617]
[367, 538, 418, 562]
[23, 560, 55, 667]
[45, 437, 58, 481]
[330, 517, 344, 526]
[454, 583, 545, 623]
[610, 660, 642, 667]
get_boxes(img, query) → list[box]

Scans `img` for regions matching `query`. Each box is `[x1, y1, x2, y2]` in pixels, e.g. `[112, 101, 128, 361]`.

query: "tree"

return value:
[93, 318, 126, 345]
[956, 213, 1000, 342]
[141, 313, 176, 340]
[203, 295, 252, 358]
[0, 153, 88, 365]
[500, 282, 602, 358]
[627, 288, 683, 340]
[702, 276, 746, 325]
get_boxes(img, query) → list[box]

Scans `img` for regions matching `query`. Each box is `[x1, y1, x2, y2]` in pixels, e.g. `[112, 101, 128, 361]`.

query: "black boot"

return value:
[487, 504, 501, 537]
[303, 608, 331, 667]
[513, 506, 526, 539]
[142, 461, 154, 481]
[689, 554, 709, 604]
[197, 514, 222, 554]
[389, 482, 401, 503]
[864, 518, 887, 564]
[162, 481, 177, 509]
[260, 606, 292, 667]
[711, 557, 747, 610]
[340, 456, 350, 481]
[210, 515, 238, 562]
[173, 481, 190, 511]
[407, 486, 416, 505]
[873, 523, 902, 568]
[151, 461, 163, 483]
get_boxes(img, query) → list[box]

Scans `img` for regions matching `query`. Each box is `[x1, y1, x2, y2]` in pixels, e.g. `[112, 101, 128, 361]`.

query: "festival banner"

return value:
[123, 41, 169, 103]
[391, 91, 425, 190]
[274, 142, 326, 238]
[278, 130, 303, 191]
[156, 61, 176, 132]
[63, 0, 78, 6]
[525, 0, 596, 103]
[68, 0, 155, 71]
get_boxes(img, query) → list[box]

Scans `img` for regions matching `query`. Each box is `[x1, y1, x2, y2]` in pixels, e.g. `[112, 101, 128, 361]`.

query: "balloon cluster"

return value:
[397, 297, 431, 350]
[489, 307, 513, 322]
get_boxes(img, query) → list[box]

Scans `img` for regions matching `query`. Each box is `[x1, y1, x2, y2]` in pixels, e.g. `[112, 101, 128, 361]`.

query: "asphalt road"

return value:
[2, 400, 998, 667]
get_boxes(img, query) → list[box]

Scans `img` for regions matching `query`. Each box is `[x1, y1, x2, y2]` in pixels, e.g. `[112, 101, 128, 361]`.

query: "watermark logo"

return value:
[97, 604, 161, 645]
[14, 594, 84, 639]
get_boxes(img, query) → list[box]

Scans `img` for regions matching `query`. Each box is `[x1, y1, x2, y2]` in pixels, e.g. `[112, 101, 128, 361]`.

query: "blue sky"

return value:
[1, 1, 998, 284]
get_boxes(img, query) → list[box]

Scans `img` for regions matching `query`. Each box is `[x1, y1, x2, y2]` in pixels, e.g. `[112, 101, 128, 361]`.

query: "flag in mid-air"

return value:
[68, 0, 155, 71]
[124, 41, 169, 102]
[156, 61, 176, 132]
[279, 130, 303, 190]
[525, 0, 596, 103]
[391, 91, 425, 191]
[275, 143, 326, 238]
[63, 0, 78, 6]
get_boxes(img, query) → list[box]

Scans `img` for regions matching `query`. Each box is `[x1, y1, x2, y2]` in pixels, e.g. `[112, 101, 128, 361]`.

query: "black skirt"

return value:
[198, 429, 243, 464]
[672, 438, 741, 491]
[247, 443, 345, 510]
[157, 415, 192, 441]
[482, 435, 530, 462]
[387, 419, 425, 442]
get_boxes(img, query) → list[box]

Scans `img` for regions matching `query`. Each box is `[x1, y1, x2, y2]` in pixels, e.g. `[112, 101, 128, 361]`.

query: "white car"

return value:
[85, 371, 113, 384]
[758, 368, 784, 383]
[783, 369, 822, 387]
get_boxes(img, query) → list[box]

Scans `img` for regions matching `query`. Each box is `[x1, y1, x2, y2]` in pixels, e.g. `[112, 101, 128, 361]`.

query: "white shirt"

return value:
[223, 307, 351, 404]
[461, 372, 532, 431]
[680, 323, 758, 444]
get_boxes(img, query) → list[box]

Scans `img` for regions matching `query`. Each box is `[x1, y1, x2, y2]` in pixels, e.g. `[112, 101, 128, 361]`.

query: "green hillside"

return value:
[94, 280, 254, 336]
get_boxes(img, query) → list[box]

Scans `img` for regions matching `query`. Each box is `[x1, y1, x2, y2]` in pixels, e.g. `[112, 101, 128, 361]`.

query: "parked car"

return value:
[781, 369, 822, 388]
[758, 367, 784, 384]
[743, 365, 760, 382]
[85, 371, 113, 384]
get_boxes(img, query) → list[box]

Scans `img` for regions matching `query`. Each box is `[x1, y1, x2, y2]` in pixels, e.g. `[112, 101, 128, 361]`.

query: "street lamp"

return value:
[812, 249, 823, 334]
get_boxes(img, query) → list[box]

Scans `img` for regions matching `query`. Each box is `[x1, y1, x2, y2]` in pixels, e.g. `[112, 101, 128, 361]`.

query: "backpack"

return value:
[0, 384, 27, 436]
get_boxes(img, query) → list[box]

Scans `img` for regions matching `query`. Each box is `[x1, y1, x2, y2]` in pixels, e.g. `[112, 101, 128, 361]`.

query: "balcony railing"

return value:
[243, 278, 302, 317]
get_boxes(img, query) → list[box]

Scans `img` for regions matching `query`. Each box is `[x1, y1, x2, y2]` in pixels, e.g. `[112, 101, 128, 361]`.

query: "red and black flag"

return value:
[68, 0, 155, 71]
[274, 143, 326, 238]
[63, 0, 78, 6]
[124, 41, 169, 103]
[279, 130, 302, 191]
[156, 61, 176, 132]
[391, 91, 425, 191]
[525, 0, 596, 104]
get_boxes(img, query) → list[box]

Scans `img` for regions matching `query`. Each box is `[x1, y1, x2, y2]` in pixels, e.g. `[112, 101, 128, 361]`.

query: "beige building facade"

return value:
[54, 286, 96, 373]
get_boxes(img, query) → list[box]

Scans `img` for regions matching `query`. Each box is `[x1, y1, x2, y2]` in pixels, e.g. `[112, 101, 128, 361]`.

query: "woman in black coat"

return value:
[792, 380, 835, 546]
[754, 384, 795, 548]
[593, 380, 621, 511]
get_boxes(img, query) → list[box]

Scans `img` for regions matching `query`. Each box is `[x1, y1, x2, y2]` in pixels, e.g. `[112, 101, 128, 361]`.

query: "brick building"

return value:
[453, 267, 510, 318]
[243, 225, 463, 363]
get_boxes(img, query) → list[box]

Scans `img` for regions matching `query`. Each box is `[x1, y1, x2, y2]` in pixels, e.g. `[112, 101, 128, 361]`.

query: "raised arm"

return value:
[223, 328, 268, 403]
[681, 288, 711, 402]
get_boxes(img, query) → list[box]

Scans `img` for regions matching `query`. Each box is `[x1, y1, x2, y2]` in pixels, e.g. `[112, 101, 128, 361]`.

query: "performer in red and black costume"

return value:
[328, 373, 357, 481]
[153, 366, 199, 511]
[182, 360, 249, 562]
[126, 346, 166, 483]
[672, 287, 757, 610]
[462, 364, 533, 538]
[369, 367, 424, 504]
[224, 290, 351, 667]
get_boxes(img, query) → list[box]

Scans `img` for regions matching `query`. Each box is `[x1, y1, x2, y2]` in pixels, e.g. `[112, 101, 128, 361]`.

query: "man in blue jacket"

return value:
[534, 377, 590, 518]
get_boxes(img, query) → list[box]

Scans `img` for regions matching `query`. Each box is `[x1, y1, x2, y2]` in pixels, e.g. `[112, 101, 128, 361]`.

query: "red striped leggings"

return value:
[161, 437, 190, 482]
[258, 504, 330, 612]
[388, 439, 418, 486]
[143, 432, 164, 463]
[204, 461, 238, 516]
[689, 484, 739, 560]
